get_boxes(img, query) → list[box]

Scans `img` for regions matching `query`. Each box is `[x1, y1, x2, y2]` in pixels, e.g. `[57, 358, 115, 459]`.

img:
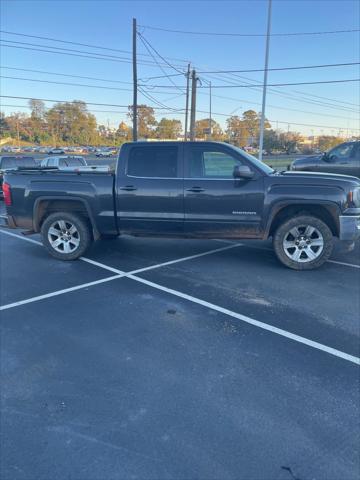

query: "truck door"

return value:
[116, 143, 184, 235]
[183, 144, 264, 238]
[319, 143, 356, 175]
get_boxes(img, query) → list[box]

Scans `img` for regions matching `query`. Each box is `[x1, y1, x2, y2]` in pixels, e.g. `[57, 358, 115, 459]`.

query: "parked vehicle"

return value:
[40, 156, 88, 168]
[0, 156, 36, 198]
[290, 141, 360, 177]
[95, 148, 114, 157]
[1, 142, 360, 270]
[48, 148, 65, 155]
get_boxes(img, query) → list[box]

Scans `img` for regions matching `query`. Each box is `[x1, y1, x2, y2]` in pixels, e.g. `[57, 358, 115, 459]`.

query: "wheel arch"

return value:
[33, 196, 99, 238]
[266, 202, 340, 238]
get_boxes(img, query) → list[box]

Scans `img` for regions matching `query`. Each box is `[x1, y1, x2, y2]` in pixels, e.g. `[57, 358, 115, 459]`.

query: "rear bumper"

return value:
[339, 215, 360, 241]
[0, 214, 17, 229]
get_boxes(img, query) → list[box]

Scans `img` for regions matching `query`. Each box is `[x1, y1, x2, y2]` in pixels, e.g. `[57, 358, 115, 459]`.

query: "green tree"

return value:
[155, 118, 182, 139]
[128, 104, 157, 138]
[263, 130, 280, 153]
[46, 101, 98, 145]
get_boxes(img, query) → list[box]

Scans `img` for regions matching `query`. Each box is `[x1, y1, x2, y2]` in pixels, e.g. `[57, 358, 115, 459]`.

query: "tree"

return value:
[278, 131, 302, 154]
[28, 99, 46, 143]
[226, 115, 248, 147]
[29, 99, 46, 119]
[46, 101, 98, 145]
[263, 130, 280, 153]
[128, 104, 157, 138]
[317, 136, 343, 151]
[194, 118, 224, 141]
[155, 118, 182, 139]
[116, 121, 132, 141]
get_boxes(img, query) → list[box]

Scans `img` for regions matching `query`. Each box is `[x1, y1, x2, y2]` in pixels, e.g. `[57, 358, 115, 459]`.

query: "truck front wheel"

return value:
[273, 215, 333, 270]
[41, 212, 92, 260]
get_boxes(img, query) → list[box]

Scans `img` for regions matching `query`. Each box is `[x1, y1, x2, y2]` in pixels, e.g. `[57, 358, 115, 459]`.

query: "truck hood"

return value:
[275, 170, 360, 187]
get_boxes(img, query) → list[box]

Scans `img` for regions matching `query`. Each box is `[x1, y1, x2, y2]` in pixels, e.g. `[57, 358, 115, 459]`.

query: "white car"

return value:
[95, 149, 113, 157]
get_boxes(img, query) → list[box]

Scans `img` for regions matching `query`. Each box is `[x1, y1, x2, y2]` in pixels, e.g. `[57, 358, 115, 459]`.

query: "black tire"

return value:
[41, 212, 92, 260]
[273, 214, 333, 270]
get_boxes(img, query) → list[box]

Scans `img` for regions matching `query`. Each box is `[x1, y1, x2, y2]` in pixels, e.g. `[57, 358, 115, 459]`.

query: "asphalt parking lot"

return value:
[0, 202, 359, 480]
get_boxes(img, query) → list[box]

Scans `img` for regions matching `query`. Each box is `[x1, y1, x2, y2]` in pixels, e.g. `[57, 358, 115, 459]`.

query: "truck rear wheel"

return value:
[41, 212, 92, 260]
[273, 215, 333, 270]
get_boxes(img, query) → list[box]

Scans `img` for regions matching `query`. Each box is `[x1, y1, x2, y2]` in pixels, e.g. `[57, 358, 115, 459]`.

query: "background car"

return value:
[95, 148, 114, 157]
[40, 156, 88, 168]
[290, 141, 360, 177]
[48, 147, 65, 155]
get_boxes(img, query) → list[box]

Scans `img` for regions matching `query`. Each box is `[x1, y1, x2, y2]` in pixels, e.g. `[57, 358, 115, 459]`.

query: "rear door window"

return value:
[0, 157, 36, 169]
[127, 146, 178, 178]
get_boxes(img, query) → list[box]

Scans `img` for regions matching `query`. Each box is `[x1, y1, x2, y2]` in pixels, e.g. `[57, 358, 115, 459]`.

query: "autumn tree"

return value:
[155, 118, 182, 139]
[226, 115, 248, 147]
[278, 131, 302, 154]
[116, 121, 132, 141]
[194, 118, 224, 141]
[128, 104, 157, 138]
[317, 136, 343, 151]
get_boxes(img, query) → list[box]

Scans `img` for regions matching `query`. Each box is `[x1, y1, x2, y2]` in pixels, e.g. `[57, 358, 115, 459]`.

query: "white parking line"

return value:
[0, 275, 122, 311]
[128, 273, 360, 366]
[216, 240, 360, 269]
[1, 228, 359, 366]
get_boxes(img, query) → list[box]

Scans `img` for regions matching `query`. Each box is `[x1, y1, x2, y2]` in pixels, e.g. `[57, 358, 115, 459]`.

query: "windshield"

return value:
[225, 144, 275, 174]
[0, 157, 36, 169]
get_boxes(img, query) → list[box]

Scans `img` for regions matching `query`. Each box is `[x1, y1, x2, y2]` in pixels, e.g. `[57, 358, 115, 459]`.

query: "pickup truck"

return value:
[1, 141, 360, 270]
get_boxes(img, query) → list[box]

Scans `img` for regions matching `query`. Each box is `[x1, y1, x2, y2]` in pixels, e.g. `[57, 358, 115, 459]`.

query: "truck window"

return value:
[189, 150, 243, 178]
[0, 157, 36, 169]
[127, 146, 178, 178]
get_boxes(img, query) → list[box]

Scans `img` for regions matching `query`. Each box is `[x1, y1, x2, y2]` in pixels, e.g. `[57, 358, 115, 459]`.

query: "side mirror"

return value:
[233, 165, 254, 179]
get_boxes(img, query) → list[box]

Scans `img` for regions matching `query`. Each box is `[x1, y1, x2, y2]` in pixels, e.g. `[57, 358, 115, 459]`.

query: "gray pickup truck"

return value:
[1, 141, 360, 270]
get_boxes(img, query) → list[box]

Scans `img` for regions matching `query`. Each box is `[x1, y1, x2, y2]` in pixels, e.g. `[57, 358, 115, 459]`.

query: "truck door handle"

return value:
[120, 185, 137, 191]
[186, 187, 205, 193]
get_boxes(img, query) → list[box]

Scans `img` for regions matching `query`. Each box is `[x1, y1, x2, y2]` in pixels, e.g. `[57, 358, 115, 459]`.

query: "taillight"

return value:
[2, 182, 12, 206]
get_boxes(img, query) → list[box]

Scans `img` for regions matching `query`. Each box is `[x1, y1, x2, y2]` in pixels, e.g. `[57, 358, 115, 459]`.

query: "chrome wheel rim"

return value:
[283, 225, 324, 263]
[48, 220, 80, 254]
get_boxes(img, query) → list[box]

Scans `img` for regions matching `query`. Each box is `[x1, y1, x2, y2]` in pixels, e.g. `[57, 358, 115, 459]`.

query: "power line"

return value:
[137, 31, 186, 75]
[0, 95, 184, 110]
[0, 42, 185, 69]
[141, 79, 360, 89]
[0, 103, 180, 116]
[0, 75, 181, 95]
[0, 66, 134, 84]
[199, 72, 358, 114]
[138, 87, 184, 112]
[139, 24, 360, 37]
[0, 29, 190, 63]
[197, 62, 360, 74]
[137, 33, 186, 95]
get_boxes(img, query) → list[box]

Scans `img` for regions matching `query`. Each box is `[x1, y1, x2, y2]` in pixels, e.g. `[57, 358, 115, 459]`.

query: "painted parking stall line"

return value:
[0, 275, 123, 311]
[127, 273, 360, 366]
[1, 229, 359, 366]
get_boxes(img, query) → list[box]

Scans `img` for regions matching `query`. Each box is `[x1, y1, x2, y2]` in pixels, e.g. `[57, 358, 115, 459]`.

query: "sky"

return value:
[1, 0, 359, 136]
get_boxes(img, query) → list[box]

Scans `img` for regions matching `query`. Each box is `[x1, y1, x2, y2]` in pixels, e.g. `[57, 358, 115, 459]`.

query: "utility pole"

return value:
[132, 18, 138, 142]
[209, 81, 212, 140]
[16, 118, 20, 148]
[258, 0, 272, 162]
[184, 63, 191, 141]
[190, 69, 197, 141]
